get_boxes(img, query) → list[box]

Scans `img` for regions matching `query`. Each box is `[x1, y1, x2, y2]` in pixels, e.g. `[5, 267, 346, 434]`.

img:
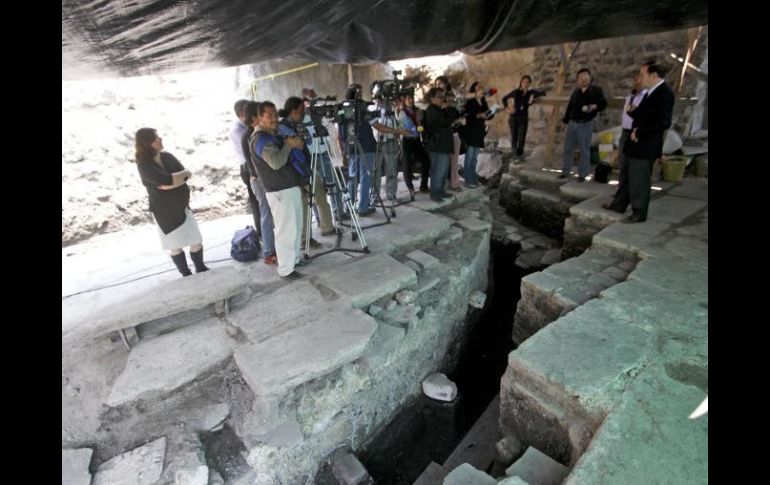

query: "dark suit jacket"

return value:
[623, 81, 675, 160]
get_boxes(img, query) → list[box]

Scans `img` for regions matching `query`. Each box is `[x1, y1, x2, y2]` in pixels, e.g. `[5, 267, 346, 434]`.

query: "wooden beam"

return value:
[675, 26, 702, 94]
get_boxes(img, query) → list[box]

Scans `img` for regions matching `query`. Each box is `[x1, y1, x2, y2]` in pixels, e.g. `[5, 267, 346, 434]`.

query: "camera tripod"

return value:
[302, 126, 369, 261]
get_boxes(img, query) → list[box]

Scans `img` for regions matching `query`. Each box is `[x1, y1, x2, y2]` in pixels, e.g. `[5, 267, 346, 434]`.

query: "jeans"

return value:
[464, 145, 480, 185]
[249, 177, 275, 257]
[348, 151, 375, 212]
[429, 151, 450, 198]
[562, 120, 593, 178]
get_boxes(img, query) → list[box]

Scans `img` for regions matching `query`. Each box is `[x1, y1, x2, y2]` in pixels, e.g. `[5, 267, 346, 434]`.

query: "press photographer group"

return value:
[216, 70, 546, 280]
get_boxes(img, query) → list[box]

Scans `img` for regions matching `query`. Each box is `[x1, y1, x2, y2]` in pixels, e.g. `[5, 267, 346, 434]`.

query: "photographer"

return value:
[249, 101, 308, 280]
[279, 97, 334, 247]
[302, 88, 343, 217]
[337, 84, 377, 216]
[371, 97, 411, 203]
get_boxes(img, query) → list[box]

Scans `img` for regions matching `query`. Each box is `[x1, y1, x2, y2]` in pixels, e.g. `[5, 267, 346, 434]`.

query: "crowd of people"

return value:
[132, 59, 674, 279]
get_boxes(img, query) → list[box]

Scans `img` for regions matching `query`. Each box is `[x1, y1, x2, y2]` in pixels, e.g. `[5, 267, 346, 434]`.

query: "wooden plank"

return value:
[413, 461, 449, 485]
[442, 394, 501, 473]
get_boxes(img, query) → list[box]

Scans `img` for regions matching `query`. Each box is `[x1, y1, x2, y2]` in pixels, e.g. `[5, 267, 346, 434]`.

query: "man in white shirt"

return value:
[229, 99, 261, 233]
[603, 74, 647, 213]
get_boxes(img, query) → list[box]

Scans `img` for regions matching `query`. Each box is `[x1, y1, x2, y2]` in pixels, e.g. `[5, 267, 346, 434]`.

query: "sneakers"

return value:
[263, 253, 278, 265]
[281, 271, 303, 281]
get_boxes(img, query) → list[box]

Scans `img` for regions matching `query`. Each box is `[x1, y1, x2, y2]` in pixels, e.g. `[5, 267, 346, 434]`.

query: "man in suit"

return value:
[622, 60, 675, 223]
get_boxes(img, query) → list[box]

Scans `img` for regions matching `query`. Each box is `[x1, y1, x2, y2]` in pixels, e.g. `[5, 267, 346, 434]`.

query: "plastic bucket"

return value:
[599, 132, 614, 144]
[662, 156, 688, 182]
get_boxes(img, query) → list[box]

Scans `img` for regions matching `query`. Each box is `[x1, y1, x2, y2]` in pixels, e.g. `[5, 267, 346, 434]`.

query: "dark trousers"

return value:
[240, 163, 261, 235]
[627, 156, 654, 219]
[609, 130, 631, 212]
[508, 116, 528, 156]
[419, 143, 431, 189]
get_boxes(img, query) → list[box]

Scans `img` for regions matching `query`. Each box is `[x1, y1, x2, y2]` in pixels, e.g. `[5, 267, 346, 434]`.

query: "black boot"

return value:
[190, 248, 209, 273]
[171, 252, 192, 276]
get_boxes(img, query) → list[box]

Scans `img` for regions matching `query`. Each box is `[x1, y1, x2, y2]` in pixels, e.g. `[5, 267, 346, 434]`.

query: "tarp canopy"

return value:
[62, 0, 708, 80]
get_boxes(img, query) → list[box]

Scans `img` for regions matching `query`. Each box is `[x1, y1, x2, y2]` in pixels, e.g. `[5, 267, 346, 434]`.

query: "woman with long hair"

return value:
[462, 81, 490, 188]
[134, 128, 209, 276]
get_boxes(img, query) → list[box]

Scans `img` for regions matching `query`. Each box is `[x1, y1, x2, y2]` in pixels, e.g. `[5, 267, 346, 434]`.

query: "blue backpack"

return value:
[230, 226, 260, 262]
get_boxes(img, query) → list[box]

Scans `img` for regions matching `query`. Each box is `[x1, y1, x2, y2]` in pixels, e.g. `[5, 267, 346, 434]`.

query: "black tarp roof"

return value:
[62, 0, 708, 80]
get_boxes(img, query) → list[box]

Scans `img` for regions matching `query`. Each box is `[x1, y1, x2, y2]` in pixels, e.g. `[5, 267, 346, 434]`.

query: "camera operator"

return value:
[424, 87, 456, 202]
[337, 84, 378, 216]
[248, 101, 307, 280]
[278, 97, 334, 248]
[371, 97, 412, 203]
[302, 88, 343, 217]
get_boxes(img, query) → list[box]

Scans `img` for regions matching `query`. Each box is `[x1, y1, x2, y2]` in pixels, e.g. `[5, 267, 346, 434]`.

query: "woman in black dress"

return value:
[134, 128, 209, 276]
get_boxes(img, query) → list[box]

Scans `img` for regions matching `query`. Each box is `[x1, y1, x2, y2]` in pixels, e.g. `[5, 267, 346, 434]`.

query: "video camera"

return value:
[371, 70, 415, 101]
[307, 95, 338, 120]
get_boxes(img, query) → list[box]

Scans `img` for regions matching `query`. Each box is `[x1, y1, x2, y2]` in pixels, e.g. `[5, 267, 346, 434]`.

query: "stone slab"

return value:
[233, 288, 377, 400]
[505, 446, 568, 485]
[107, 320, 232, 407]
[592, 219, 671, 255]
[358, 206, 454, 254]
[443, 463, 496, 485]
[62, 448, 93, 485]
[648, 196, 707, 224]
[93, 437, 166, 485]
[62, 266, 248, 343]
[521, 188, 562, 205]
[315, 253, 418, 309]
[406, 250, 442, 270]
[564, 370, 708, 485]
[569, 197, 626, 224]
[667, 178, 708, 201]
[559, 180, 616, 200]
[455, 217, 492, 232]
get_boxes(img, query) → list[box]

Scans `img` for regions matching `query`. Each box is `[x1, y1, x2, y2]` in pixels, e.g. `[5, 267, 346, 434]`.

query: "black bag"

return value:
[230, 226, 260, 262]
[594, 161, 611, 183]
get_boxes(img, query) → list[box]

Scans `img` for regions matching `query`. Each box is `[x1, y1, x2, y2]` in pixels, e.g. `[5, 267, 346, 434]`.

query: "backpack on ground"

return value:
[230, 226, 260, 262]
